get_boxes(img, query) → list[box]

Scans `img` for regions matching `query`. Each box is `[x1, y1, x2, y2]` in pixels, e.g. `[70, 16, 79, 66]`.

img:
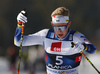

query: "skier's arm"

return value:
[74, 32, 97, 54]
[14, 25, 48, 46]
[14, 10, 48, 46]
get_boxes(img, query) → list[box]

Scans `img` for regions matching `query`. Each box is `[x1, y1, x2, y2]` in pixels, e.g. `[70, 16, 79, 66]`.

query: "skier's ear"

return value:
[51, 21, 54, 26]
[68, 21, 71, 27]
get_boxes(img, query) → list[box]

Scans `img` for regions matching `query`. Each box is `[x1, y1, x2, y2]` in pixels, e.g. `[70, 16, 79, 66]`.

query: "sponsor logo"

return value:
[48, 63, 72, 70]
[45, 53, 48, 61]
[56, 20, 60, 22]
[80, 36, 86, 38]
[53, 16, 56, 18]
[47, 68, 58, 73]
[51, 42, 62, 52]
[75, 55, 82, 63]
[60, 71, 66, 74]
[69, 34, 72, 40]
[65, 19, 69, 22]
[84, 38, 89, 41]
[47, 67, 76, 74]
[50, 33, 55, 38]
[80, 36, 89, 41]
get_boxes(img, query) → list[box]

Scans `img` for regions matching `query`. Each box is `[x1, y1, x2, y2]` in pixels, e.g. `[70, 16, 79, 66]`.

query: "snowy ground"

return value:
[0, 52, 100, 74]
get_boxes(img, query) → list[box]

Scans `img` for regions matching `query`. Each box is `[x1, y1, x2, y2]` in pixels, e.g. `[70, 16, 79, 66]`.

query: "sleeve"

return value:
[14, 25, 49, 47]
[73, 31, 97, 54]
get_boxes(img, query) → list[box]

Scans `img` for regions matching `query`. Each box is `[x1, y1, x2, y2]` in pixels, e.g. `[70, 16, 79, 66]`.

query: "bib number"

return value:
[55, 56, 63, 65]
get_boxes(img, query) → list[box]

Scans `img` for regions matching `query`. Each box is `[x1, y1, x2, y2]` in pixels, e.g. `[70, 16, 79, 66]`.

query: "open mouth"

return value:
[58, 34, 63, 36]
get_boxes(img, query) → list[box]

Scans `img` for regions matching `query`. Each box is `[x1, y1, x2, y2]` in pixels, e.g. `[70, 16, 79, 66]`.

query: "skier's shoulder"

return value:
[46, 28, 55, 34]
[72, 30, 85, 38]
[30, 29, 49, 37]
[37, 29, 49, 36]
[40, 29, 49, 33]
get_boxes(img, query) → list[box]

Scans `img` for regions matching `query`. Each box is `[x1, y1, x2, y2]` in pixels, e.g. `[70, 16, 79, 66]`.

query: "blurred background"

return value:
[0, 0, 100, 74]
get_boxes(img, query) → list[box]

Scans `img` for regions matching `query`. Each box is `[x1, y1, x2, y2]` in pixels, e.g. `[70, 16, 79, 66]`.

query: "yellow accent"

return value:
[14, 40, 15, 45]
[95, 50, 97, 53]
[18, 24, 22, 27]
[75, 31, 81, 34]
[56, 20, 59, 22]
[45, 29, 49, 30]
[14, 39, 17, 46]
[84, 46, 88, 50]
[65, 19, 69, 22]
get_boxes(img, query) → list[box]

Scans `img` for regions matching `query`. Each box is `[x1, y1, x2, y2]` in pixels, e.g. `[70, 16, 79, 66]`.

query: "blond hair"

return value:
[51, 7, 69, 17]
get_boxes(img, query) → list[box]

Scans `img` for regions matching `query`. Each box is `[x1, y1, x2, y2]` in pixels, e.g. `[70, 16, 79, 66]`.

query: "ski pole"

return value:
[17, 9, 27, 74]
[80, 51, 100, 74]
[71, 42, 100, 74]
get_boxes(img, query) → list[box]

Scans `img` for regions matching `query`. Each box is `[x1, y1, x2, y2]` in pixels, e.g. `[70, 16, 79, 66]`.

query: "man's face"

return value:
[51, 22, 71, 38]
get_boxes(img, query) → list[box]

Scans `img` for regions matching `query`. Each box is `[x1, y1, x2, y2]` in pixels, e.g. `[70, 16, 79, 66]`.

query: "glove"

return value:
[72, 42, 85, 52]
[17, 10, 27, 24]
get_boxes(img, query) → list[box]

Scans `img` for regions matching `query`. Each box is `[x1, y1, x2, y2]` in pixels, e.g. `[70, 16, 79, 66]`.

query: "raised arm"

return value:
[14, 10, 48, 46]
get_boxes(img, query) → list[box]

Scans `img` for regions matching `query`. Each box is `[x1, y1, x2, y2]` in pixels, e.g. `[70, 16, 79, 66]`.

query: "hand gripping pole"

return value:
[17, 9, 26, 74]
[71, 42, 100, 74]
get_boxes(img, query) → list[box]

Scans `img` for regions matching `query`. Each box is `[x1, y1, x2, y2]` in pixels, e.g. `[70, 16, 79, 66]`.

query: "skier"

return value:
[14, 7, 97, 74]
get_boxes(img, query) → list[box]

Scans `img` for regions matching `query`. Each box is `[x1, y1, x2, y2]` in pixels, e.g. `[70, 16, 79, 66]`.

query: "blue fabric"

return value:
[14, 26, 22, 41]
[45, 51, 82, 70]
[46, 29, 76, 41]
[86, 44, 97, 54]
